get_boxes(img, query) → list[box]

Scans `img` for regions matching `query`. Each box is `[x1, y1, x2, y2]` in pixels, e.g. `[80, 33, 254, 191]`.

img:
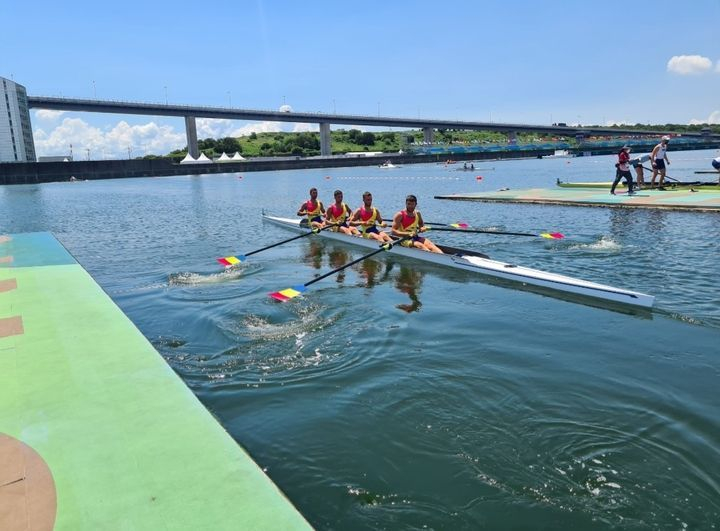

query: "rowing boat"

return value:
[262, 215, 655, 309]
[556, 179, 719, 191]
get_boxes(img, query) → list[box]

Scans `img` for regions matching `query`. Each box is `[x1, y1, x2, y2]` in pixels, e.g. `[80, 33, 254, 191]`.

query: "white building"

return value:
[1, 76, 36, 162]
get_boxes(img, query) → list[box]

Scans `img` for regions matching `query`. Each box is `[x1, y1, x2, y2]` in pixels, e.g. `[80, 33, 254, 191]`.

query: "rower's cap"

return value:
[622, 145, 631, 151]
[662, 135, 670, 142]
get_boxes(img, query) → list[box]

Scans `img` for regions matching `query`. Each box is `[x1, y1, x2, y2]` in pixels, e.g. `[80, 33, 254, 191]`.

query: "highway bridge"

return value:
[27, 96, 720, 158]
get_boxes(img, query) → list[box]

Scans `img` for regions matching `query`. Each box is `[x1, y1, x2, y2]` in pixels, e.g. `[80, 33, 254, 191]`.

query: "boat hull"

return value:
[262, 215, 654, 309]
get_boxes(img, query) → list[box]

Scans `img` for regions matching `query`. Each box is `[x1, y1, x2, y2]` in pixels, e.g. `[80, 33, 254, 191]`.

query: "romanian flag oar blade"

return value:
[270, 235, 412, 302]
[425, 226, 564, 239]
[216, 223, 339, 267]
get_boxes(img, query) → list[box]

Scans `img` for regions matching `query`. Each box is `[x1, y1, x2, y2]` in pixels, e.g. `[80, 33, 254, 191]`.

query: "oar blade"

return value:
[217, 255, 246, 267]
[449, 223, 469, 228]
[269, 285, 307, 302]
[540, 232, 565, 239]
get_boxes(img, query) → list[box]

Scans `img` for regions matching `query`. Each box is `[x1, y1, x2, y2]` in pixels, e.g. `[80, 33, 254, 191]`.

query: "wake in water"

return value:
[566, 235, 622, 253]
[168, 266, 250, 285]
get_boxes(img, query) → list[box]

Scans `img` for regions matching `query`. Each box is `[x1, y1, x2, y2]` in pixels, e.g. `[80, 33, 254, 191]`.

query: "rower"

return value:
[324, 190, 359, 236]
[297, 187, 325, 229]
[349, 191, 393, 243]
[391, 195, 443, 254]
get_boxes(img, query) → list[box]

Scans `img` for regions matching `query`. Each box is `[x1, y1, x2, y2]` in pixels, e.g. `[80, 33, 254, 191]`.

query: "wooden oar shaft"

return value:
[303, 236, 411, 288]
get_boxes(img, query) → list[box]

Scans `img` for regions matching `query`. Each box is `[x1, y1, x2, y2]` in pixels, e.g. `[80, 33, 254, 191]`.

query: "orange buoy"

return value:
[476, 175, 483, 181]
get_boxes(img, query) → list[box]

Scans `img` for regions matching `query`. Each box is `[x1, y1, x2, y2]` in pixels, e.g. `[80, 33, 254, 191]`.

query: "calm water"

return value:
[2, 151, 719, 530]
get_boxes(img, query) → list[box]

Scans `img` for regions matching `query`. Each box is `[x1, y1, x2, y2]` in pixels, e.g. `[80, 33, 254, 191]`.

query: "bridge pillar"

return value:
[575, 132, 586, 143]
[423, 127, 434, 144]
[507, 131, 517, 145]
[319, 122, 331, 156]
[185, 116, 199, 158]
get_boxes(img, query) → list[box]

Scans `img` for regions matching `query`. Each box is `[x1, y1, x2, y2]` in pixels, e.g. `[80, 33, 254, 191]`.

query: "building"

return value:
[1, 76, 36, 162]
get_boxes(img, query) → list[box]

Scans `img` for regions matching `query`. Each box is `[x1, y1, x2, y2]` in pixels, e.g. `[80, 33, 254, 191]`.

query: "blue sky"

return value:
[3, 0, 719, 159]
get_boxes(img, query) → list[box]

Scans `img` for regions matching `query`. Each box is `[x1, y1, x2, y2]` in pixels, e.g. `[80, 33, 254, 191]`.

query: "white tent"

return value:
[231, 152, 246, 161]
[196, 153, 212, 163]
[180, 153, 197, 164]
[217, 152, 232, 162]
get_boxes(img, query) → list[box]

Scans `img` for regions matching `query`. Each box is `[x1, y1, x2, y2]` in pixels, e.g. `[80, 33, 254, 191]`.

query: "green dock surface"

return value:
[1, 233, 311, 530]
[435, 187, 720, 212]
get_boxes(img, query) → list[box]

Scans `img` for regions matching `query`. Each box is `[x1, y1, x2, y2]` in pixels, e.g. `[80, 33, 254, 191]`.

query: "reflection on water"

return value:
[303, 239, 324, 270]
[354, 256, 386, 288]
[327, 247, 350, 283]
[395, 264, 424, 313]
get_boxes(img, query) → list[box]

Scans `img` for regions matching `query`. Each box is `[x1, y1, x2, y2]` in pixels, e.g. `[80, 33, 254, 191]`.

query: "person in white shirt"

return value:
[650, 136, 671, 190]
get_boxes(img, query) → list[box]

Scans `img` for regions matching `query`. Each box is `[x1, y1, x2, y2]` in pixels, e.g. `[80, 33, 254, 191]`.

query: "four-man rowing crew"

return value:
[216, 189, 655, 309]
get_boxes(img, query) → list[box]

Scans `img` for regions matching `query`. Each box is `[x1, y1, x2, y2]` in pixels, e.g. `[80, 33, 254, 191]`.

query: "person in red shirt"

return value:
[391, 195, 443, 253]
[611, 146, 635, 195]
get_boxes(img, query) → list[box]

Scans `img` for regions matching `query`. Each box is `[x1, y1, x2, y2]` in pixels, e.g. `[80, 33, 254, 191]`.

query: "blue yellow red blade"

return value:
[540, 232, 564, 239]
[269, 285, 307, 302]
[217, 255, 246, 267]
[449, 223, 469, 228]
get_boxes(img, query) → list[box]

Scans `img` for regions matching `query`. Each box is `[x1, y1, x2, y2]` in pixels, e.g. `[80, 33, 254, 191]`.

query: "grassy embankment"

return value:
[159, 124, 720, 162]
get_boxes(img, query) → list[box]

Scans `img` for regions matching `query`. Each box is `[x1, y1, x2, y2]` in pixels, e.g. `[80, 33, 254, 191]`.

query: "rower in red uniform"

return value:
[391, 194, 443, 253]
[324, 190, 359, 236]
[349, 191, 392, 243]
[297, 187, 325, 229]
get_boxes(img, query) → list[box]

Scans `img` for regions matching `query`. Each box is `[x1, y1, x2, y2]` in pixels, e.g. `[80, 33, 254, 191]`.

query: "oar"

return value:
[269, 235, 413, 301]
[425, 222, 470, 228]
[641, 166, 680, 183]
[425, 225, 564, 239]
[217, 223, 339, 267]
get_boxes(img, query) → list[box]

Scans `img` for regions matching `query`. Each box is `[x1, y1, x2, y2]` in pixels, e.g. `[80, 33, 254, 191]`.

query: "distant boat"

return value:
[379, 161, 399, 168]
[544, 149, 574, 158]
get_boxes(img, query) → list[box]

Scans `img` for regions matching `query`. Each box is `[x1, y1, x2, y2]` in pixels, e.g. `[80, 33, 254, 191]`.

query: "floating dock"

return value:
[0, 233, 311, 530]
[435, 187, 720, 212]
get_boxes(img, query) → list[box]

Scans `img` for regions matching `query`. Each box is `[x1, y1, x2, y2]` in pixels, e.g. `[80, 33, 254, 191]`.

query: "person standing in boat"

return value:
[350, 191, 393, 243]
[324, 190, 359, 236]
[650, 136, 671, 190]
[297, 187, 325, 229]
[630, 153, 650, 189]
[391, 195, 443, 253]
[611, 146, 635, 196]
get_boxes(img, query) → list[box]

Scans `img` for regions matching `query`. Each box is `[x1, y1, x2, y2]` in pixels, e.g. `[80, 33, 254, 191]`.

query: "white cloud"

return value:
[34, 109, 65, 120]
[716, 60, 720, 73]
[667, 55, 712, 75]
[32, 116, 316, 158]
[292, 123, 319, 133]
[688, 111, 720, 125]
[33, 117, 185, 159]
[605, 119, 637, 126]
[195, 118, 287, 139]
